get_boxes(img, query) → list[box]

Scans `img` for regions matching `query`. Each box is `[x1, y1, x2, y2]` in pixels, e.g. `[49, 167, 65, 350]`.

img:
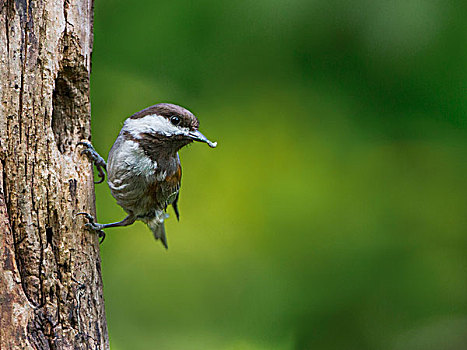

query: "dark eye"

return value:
[170, 116, 181, 126]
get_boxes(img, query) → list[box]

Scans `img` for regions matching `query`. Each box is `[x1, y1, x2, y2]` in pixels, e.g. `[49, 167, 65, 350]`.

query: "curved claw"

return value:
[95, 166, 106, 184]
[76, 211, 94, 221]
[98, 231, 106, 244]
[76, 212, 106, 244]
[78, 141, 107, 184]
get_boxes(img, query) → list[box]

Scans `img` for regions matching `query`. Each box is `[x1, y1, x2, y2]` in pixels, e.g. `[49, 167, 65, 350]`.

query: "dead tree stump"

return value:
[0, 0, 109, 348]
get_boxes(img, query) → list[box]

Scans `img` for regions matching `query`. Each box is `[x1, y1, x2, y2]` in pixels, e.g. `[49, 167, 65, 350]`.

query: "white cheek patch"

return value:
[123, 114, 189, 138]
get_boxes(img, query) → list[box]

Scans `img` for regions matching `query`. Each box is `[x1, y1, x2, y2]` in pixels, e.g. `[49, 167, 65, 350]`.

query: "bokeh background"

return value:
[90, 1, 467, 349]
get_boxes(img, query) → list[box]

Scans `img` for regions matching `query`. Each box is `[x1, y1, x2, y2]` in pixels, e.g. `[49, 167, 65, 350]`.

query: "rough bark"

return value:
[0, 0, 109, 349]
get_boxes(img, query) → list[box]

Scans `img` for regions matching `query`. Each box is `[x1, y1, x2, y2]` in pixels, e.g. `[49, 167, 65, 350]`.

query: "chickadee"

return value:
[78, 103, 217, 249]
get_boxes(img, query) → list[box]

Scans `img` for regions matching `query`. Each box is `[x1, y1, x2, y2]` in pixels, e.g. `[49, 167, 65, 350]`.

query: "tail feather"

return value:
[147, 212, 169, 249]
[153, 222, 168, 249]
[148, 217, 168, 249]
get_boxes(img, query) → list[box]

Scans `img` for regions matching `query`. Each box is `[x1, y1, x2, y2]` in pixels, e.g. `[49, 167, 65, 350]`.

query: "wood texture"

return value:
[0, 0, 109, 348]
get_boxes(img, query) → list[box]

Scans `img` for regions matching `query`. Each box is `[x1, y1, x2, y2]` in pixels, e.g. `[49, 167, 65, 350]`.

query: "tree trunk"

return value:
[0, 0, 109, 349]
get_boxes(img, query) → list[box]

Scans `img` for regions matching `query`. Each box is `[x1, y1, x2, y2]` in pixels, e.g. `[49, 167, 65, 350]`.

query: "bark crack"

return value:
[4, 0, 11, 53]
[17, 0, 30, 145]
[1, 159, 8, 218]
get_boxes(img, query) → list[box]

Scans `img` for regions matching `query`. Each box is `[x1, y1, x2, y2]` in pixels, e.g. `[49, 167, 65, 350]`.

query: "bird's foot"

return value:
[76, 212, 106, 244]
[78, 141, 107, 184]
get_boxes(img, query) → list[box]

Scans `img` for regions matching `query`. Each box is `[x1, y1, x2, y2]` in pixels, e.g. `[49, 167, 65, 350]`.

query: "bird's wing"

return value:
[172, 192, 180, 221]
[155, 164, 181, 213]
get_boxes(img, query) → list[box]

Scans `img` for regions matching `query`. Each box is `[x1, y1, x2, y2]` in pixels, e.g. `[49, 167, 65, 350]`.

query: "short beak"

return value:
[188, 130, 217, 148]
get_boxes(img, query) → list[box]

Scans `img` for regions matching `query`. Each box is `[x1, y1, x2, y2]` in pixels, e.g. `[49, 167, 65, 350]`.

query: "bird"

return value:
[77, 103, 217, 249]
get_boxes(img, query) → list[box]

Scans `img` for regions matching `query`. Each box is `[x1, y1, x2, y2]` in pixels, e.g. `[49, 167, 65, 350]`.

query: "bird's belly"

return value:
[108, 166, 179, 217]
[108, 175, 151, 214]
[106, 136, 180, 218]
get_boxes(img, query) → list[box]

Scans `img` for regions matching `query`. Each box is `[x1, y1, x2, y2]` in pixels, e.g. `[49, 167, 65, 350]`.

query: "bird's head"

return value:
[122, 103, 217, 152]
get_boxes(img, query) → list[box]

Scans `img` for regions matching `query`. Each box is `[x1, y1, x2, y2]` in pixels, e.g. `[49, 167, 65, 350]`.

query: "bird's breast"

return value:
[106, 136, 182, 215]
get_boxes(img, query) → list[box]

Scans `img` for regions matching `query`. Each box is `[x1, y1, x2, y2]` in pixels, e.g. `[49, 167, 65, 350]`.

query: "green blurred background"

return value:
[90, 1, 467, 349]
